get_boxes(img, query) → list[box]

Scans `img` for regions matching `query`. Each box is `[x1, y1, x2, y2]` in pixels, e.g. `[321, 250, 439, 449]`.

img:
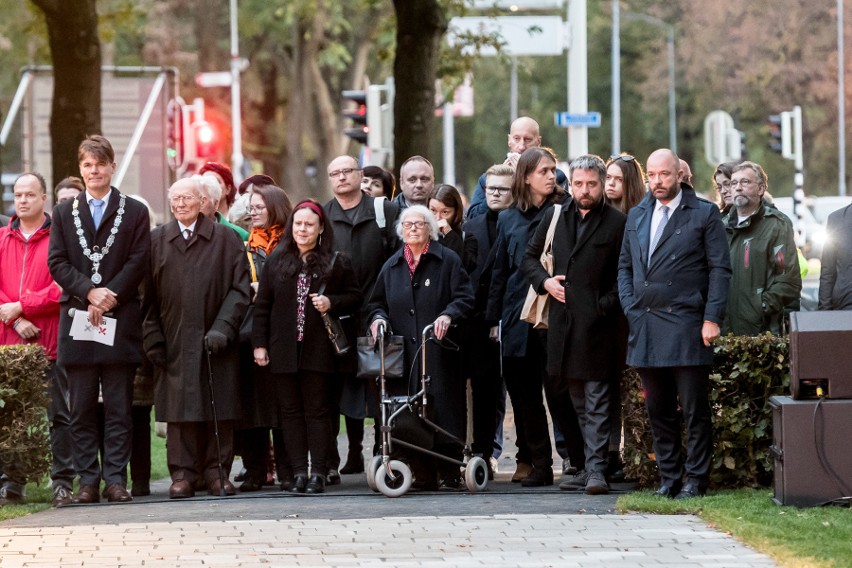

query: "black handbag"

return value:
[318, 252, 350, 356]
[356, 333, 405, 379]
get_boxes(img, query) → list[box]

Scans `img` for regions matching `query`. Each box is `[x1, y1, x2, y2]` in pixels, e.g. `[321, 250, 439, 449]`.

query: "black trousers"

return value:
[278, 370, 331, 477]
[503, 332, 552, 470]
[638, 366, 712, 489]
[469, 336, 502, 460]
[67, 363, 135, 488]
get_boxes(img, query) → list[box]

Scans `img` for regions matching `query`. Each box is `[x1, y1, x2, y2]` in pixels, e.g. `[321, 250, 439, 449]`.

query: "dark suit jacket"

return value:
[819, 204, 852, 310]
[617, 187, 731, 368]
[523, 198, 626, 382]
[48, 188, 151, 367]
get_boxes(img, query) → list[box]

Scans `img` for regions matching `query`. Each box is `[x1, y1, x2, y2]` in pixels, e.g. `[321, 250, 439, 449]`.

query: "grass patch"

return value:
[1, 415, 167, 523]
[618, 488, 852, 568]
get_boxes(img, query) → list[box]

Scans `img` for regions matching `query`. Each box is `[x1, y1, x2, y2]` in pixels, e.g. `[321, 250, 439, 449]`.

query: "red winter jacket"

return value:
[0, 214, 61, 359]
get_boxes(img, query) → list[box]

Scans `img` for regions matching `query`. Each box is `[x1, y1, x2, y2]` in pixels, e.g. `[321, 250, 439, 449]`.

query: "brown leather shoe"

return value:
[511, 462, 533, 483]
[208, 477, 236, 496]
[103, 483, 133, 503]
[169, 479, 195, 499]
[72, 485, 100, 504]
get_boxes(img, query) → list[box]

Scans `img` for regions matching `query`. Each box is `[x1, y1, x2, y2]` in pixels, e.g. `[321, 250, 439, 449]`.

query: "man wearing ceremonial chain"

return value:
[48, 135, 151, 504]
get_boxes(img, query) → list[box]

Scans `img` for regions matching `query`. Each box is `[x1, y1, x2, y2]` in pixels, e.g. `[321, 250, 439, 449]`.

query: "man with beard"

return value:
[618, 148, 731, 499]
[723, 161, 800, 335]
[522, 155, 626, 495]
[143, 177, 249, 499]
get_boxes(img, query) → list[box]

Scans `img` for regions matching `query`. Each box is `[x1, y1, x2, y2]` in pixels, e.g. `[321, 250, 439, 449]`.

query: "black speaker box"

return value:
[770, 395, 852, 507]
[789, 311, 852, 399]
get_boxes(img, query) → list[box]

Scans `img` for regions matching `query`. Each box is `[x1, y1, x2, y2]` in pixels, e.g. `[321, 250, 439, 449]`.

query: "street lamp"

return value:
[620, 12, 677, 153]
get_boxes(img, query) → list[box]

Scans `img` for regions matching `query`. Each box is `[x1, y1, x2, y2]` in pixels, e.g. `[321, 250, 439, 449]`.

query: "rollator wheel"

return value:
[464, 456, 488, 493]
[366, 455, 383, 492]
[375, 460, 413, 498]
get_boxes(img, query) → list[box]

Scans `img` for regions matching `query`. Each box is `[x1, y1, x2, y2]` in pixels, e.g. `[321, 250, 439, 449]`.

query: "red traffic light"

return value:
[193, 120, 218, 159]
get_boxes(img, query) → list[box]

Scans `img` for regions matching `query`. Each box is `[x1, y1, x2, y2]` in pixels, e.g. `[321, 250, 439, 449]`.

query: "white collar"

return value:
[86, 188, 112, 207]
[178, 219, 198, 234]
[655, 189, 683, 213]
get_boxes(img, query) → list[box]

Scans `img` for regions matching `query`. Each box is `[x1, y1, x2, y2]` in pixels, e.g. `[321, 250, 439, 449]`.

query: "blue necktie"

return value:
[648, 205, 669, 265]
[91, 199, 104, 230]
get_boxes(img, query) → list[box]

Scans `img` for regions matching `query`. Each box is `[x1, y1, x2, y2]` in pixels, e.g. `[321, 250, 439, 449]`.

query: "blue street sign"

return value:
[554, 111, 602, 128]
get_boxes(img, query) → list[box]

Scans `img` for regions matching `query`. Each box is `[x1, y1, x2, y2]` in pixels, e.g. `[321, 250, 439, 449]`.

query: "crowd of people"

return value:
[4, 112, 848, 507]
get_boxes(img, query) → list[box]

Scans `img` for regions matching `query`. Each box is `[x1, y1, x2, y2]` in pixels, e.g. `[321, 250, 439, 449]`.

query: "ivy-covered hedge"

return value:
[0, 345, 50, 484]
[622, 334, 790, 489]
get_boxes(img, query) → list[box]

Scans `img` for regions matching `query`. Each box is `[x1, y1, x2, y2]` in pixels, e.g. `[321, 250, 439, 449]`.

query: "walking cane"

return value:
[204, 337, 227, 497]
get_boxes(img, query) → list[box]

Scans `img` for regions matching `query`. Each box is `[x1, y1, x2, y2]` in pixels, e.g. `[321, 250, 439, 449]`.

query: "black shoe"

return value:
[340, 453, 365, 475]
[280, 478, 292, 492]
[605, 451, 626, 483]
[305, 475, 325, 494]
[439, 477, 464, 491]
[239, 477, 264, 492]
[325, 469, 341, 486]
[289, 474, 307, 493]
[521, 466, 554, 487]
[674, 482, 706, 500]
[654, 483, 682, 498]
[234, 467, 247, 482]
[130, 482, 150, 497]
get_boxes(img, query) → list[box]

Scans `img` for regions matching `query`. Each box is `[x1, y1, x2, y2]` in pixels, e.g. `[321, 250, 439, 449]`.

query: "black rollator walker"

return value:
[365, 322, 489, 497]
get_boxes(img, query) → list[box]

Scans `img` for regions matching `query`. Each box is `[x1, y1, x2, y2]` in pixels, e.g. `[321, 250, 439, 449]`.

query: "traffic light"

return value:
[342, 89, 368, 144]
[166, 98, 185, 171]
[768, 114, 784, 154]
[193, 120, 218, 160]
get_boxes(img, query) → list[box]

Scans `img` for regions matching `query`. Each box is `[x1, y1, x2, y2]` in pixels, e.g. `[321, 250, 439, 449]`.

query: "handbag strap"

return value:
[317, 251, 340, 296]
[543, 204, 562, 255]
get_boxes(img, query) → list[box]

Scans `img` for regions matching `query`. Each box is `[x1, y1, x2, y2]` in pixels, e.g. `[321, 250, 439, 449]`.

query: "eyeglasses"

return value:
[729, 179, 758, 189]
[248, 205, 267, 214]
[328, 168, 360, 178]
[715, 181, 732, 191]
[485, 186, 511, 195]
[610, 155, 635, 163]
[170, 194, 198, 204]
[401, 221, 427, 229]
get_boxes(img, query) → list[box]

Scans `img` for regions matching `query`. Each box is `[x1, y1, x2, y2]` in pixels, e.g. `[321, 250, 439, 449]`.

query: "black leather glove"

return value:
[147, 346, 167, 369]
[205, 330, 229, 354]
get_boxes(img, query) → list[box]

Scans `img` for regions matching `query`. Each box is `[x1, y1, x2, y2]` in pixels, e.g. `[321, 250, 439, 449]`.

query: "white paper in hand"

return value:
[70, 310, 117, 346]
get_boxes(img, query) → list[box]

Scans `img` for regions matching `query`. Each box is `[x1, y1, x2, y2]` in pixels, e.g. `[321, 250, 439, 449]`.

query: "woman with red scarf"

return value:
[236, 182, 292, 492]
[366, 206, 474, 490]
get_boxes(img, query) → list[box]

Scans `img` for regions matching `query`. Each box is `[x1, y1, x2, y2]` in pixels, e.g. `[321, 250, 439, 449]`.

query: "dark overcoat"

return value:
[617, 187, 731, 368]
[486, 197, 560, 358]
[252, 249, 360, 375]
[522, 198, 626, 383]
[819, 204, 852, 310]
[143, 214, 250, 422]
[48, 188, 151, 367]
[366, 243, 474, 439]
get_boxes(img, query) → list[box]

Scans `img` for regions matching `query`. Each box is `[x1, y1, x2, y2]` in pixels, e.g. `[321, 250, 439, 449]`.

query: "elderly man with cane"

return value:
[144, 177, 250, 499]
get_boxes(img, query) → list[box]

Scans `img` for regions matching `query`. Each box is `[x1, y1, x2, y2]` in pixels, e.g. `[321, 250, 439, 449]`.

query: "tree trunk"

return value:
[30, 0, 101, 189]
[391, 0, 447, 177]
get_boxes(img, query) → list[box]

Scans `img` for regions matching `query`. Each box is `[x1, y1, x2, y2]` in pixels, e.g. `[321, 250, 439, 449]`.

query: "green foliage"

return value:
[618, 488, 851, 568]
[0, 345, 51, 486]
[622, 334, 790, 489]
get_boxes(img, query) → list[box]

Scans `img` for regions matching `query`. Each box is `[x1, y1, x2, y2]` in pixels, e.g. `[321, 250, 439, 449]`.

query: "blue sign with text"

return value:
[554, 112, 602, 128]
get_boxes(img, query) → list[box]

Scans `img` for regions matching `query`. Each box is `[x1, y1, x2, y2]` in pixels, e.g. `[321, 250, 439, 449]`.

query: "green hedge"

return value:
[622, 334, 790, 489]
[0, 345, 51, 484]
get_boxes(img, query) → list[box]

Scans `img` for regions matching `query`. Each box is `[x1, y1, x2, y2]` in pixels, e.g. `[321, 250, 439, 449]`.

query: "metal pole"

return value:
[0, 71, 34, 146]
[839, 0, 847, 197]
[667, 25, 676, 153]
[443, 102, 456, 185]
[567, 0, 589, 159]
[611, 0, 620, 156]
[510, 56, 519, 122]
[114, 72, 168, 188]
[230, 0, 244, 184]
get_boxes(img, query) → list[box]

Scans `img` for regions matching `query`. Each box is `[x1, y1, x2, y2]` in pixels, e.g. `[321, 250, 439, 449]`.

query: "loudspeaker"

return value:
[770, 395, 852, 507]
[789, 311, 852, 399]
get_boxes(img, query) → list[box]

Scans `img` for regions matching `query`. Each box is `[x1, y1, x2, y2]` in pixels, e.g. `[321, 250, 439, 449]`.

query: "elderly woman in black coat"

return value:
[252, 200, 360, 494]
[366, 205, 474, 490]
